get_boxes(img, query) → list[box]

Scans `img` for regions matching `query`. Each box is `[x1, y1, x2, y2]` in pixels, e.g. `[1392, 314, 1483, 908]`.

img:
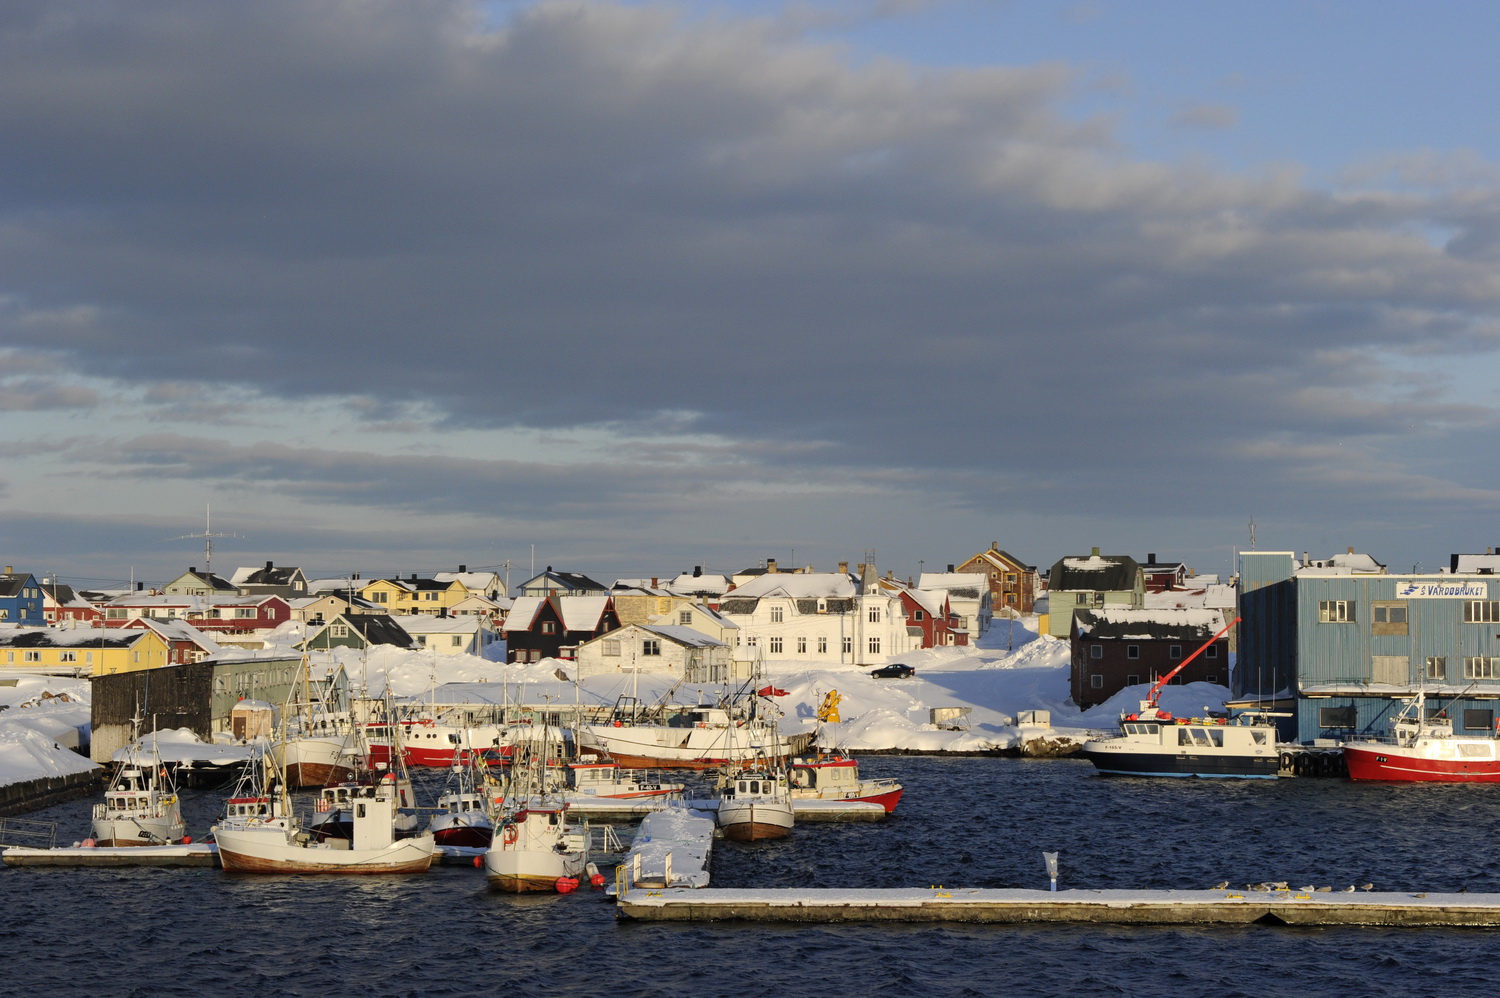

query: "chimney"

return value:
[189, 567, 197, 574]
[266, 560, 273, 571]
[410, 573, 418, 582]
[839, 561, 849, 574]
[2, 566, 10, 575]
[947, 564, 955, 573]
[693, 565, 702, 578]
[1148, 553, 1156, 564]
[136, 582, 144, 591]
[767, 559, 778, 573]
[651, 577, 658, 588]
[459, 564, 467, 573]
[1091, 547, 1100, 557]
[1348, 546, 1355, 555]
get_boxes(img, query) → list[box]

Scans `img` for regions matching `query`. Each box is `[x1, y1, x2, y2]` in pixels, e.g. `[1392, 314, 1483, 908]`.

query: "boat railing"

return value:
[0, 817, 57, 850]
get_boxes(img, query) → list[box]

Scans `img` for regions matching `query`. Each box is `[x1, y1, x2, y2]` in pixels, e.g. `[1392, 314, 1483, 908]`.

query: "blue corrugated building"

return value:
[1238, 550, 1500, 744]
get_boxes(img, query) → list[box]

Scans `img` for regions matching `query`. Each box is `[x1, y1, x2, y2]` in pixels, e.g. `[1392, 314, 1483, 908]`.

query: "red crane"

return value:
[1124, 615, 1241, 723]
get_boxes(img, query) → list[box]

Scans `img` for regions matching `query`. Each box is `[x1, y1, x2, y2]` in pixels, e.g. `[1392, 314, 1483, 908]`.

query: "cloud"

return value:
[0, 0, 1497, 577]
[1170, 101, 1239, 130]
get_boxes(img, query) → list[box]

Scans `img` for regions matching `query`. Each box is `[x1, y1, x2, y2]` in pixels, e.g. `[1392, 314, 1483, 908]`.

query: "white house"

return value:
[717, 565, 918, 667]
[916, 572, 993, 637]
[390, 614, 494, 656]
[574, 624, 733, 681]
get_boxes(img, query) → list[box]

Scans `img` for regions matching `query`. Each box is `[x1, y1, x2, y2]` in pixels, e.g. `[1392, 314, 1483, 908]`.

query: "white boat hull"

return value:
[717, 798, 794, 842]
[212, 824, 436, 874]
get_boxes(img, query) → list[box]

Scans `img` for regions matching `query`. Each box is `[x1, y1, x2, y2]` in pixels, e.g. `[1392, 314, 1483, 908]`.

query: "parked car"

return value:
[870, 663, 915, 679]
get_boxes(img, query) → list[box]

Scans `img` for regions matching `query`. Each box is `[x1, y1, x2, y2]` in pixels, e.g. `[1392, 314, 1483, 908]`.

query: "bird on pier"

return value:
[1212, 881, 1229, 890]
[1358, 883, 1374, 891]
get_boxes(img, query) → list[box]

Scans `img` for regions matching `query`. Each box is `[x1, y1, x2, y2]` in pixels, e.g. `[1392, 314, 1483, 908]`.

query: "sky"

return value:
[3, 0, 1500, 590]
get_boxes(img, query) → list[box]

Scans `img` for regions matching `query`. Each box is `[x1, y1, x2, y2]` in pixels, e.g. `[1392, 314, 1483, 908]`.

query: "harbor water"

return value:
[9, 755, 1500, 997]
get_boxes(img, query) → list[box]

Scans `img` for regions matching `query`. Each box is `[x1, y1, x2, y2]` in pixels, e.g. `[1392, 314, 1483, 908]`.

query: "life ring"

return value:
[503, 825, 518, 845]
[1279, 752, 1293, 771]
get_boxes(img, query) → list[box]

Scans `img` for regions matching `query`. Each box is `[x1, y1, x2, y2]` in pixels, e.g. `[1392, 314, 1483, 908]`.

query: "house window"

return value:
[679, 611, 692, 626]
[1091, 593, 1104, 607]
[914, 610, 924, 621]
[1006, 593, 1017, 604]
[23, 651, 40, 663]
[1465, 709, 1496, 730]
[235, 608, 255, 619]
[541, 621, 556, 634]
[1319, 600, 1356, 623]
[746, 636, 757, 648]
[1090, 645, 1103, 659]
[642, 640, 660, 656]
[1090, 674, 1103, 688]
[1205, 645, 1218, 659]
[602, 640, 620, 657]
[1320, 706, 1356, 729]
[425, 592, 438, 601]
[868, 637, 880, 655]
[1373, 603, 1408, 624]
[1169, 645, 1182, 660]
[1465, 657, 1500, 680]
[451, 636, 463, 647]
[842, 637, 852, 654]
[770, 637, 783, 654]
[1126, 674, 1139, 685]
[770, 606, 783, 623]
[1425, 656, 1447, 680]
[868, 607, 881, 623]
[331, 624, 349, 638]
[797, 637, 807, 654]
[818, 637, 828, 654]
[1006, 573, 1017, 584]
[59, 651, 76, 663]
[372, 592, 388, 603]
[1127, 645, 1140, 660]
[1464, 601, 1500, 623]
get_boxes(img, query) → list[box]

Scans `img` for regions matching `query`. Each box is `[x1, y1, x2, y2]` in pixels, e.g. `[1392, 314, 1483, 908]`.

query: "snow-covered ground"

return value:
[0, 614, 1236, 788]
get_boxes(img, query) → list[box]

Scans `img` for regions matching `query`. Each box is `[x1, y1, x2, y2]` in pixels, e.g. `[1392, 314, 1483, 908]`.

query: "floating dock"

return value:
[612, 805, 717, 891]
[566, 796, 886, 821]
[615, 886, 1500, 926]
[2, 843, 220, 868]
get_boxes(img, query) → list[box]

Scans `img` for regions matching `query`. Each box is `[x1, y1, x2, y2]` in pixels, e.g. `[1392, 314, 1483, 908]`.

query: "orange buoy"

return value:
[473, 855, 483, 868]
[555, 876, 580, 893]
[589, 873, 606, 889]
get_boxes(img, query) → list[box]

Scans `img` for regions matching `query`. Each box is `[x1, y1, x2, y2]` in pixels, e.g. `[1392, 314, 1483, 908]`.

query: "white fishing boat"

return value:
[429, 753, 498, 849]
[271, 659, 359, 789]
[577, 689, 811, 770]
[91, 722, 186, 847]
[564, 758, 685, 800]
[211, 756, 435, 875]
[483, 801, 591, 892]
[716, 763, 794, 842]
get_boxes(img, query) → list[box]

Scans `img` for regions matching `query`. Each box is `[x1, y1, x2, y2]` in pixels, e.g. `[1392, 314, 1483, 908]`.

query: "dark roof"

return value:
[343, 613, 416, 648]
[0, 629, 136, 649]
[39, 582, 77, 603]
[0, 574, 34, 598]
[186, 570, 238, 591]
[718, 598, 758, 615]
[793, 598, 854, 615]
[242, 565, 303, 586]
[1047, 554, 1142, 593]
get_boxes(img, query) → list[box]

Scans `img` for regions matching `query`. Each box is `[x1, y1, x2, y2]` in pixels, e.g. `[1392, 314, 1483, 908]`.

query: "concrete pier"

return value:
[615, 886, 1500, 927]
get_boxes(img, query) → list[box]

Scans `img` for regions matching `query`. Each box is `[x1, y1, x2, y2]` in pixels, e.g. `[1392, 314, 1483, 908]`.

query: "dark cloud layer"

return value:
[2, 0, 1498, 578]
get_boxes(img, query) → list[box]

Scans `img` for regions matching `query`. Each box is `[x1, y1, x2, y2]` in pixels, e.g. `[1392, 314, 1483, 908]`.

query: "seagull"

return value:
[1359, 883, 1375, 891]
[1212, 881, 1229, 890]
[1341, 886, 1355, 893]
[1268, 881, 1289, 891]
[1315, 886, 1332, 893]
[1298, 885, 1316, 893]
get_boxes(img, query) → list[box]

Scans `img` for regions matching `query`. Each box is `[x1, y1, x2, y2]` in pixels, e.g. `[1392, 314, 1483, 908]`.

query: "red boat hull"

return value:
[1343, 745, 1500, 782]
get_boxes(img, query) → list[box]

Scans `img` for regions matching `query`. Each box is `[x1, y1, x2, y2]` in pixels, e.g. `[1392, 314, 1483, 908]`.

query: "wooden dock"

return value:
[615, 886, 1500, 926]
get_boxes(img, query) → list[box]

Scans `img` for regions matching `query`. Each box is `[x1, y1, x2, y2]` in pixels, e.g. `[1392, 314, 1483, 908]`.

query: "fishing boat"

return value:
[716, 761, 794, 842]
[1342, 690, 1500, 782]
[563, 758, 685, 800]
[91, 729, 187, 847]
[1081, 616, 1281, 779]
[271, 659, 359, 789]
[577, 687, 812, 770]
[787, 751, 903, 813]
[483, 801, 592, 892]
[211, 753, 435, 875]
[429, 753, 498, 849]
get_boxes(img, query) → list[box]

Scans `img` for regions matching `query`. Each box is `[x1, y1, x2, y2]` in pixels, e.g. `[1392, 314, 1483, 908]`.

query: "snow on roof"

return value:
[665, 572, 730, 596]
[501, 596, 546, 632]
[917, 573, 986, 590]
[1073, 607, 1227, 640]
[433, 571, 500, 590]
[640, 625, 726, 648]
[727, 573, 856, 600]
[557, 596, 610, 631]
[0, 624, 141, 648]
[904, 588, 946, 617]
[389, 614, 482, 634]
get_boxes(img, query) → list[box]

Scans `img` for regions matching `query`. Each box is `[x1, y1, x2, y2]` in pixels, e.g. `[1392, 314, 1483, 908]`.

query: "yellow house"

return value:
[0, 627, 170, 676]
[359, 576, 472, 616]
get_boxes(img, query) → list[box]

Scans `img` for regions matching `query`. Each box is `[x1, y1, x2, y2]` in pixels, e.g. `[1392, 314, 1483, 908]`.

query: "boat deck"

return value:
[615, 886, 1500, 926]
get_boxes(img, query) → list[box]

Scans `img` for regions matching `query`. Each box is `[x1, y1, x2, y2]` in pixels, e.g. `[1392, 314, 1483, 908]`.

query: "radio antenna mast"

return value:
[171, 504, 244, 573]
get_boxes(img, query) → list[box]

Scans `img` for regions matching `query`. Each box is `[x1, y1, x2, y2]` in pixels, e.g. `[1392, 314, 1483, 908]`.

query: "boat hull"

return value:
[1343, 744, 1500, 782]
[718, 801, 794, 841]
[578, 727, 812, 771]
[213, 826, 436, 874]
[1082, 750, 1280, 779]
[91, 814, 185, 847]
[483, 848, 586, 892]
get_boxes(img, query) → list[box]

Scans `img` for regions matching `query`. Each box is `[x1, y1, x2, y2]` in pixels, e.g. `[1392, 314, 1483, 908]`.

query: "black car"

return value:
[870, 663, 915, 678]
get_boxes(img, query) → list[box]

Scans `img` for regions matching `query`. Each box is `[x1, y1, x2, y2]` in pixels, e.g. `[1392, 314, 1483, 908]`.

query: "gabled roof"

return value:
[0, 625, 142, 649]
[556, 596, 612, 631]
[1451, 553, 1500, 575]
[520, 569, 606, 593]
[174, 569, 238, 591]
[331, 613, 414, 648]
[230, 564, 305, 587]
[663, 572, 730, 597]
[963, 547, 1036, 573]
[0, 572, 38, 598]
[500, 596, 548, 633]
[638, 624, 726, 649]
[125, 618, 223, 653]
[727, 573, 856, 600]
[389, 614, 482, 635]
[1048, 552, 1142, 593]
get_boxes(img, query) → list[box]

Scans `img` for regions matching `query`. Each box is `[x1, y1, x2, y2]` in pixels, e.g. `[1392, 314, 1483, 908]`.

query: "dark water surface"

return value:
[8, 757, 1500, 997]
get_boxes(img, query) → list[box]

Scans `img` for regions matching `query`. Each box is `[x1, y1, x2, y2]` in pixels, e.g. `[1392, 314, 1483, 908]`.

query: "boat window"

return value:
[356, 803, 366, 818]
[1251, 731, 1268, 745]
[1178, 729, 1193, 746]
